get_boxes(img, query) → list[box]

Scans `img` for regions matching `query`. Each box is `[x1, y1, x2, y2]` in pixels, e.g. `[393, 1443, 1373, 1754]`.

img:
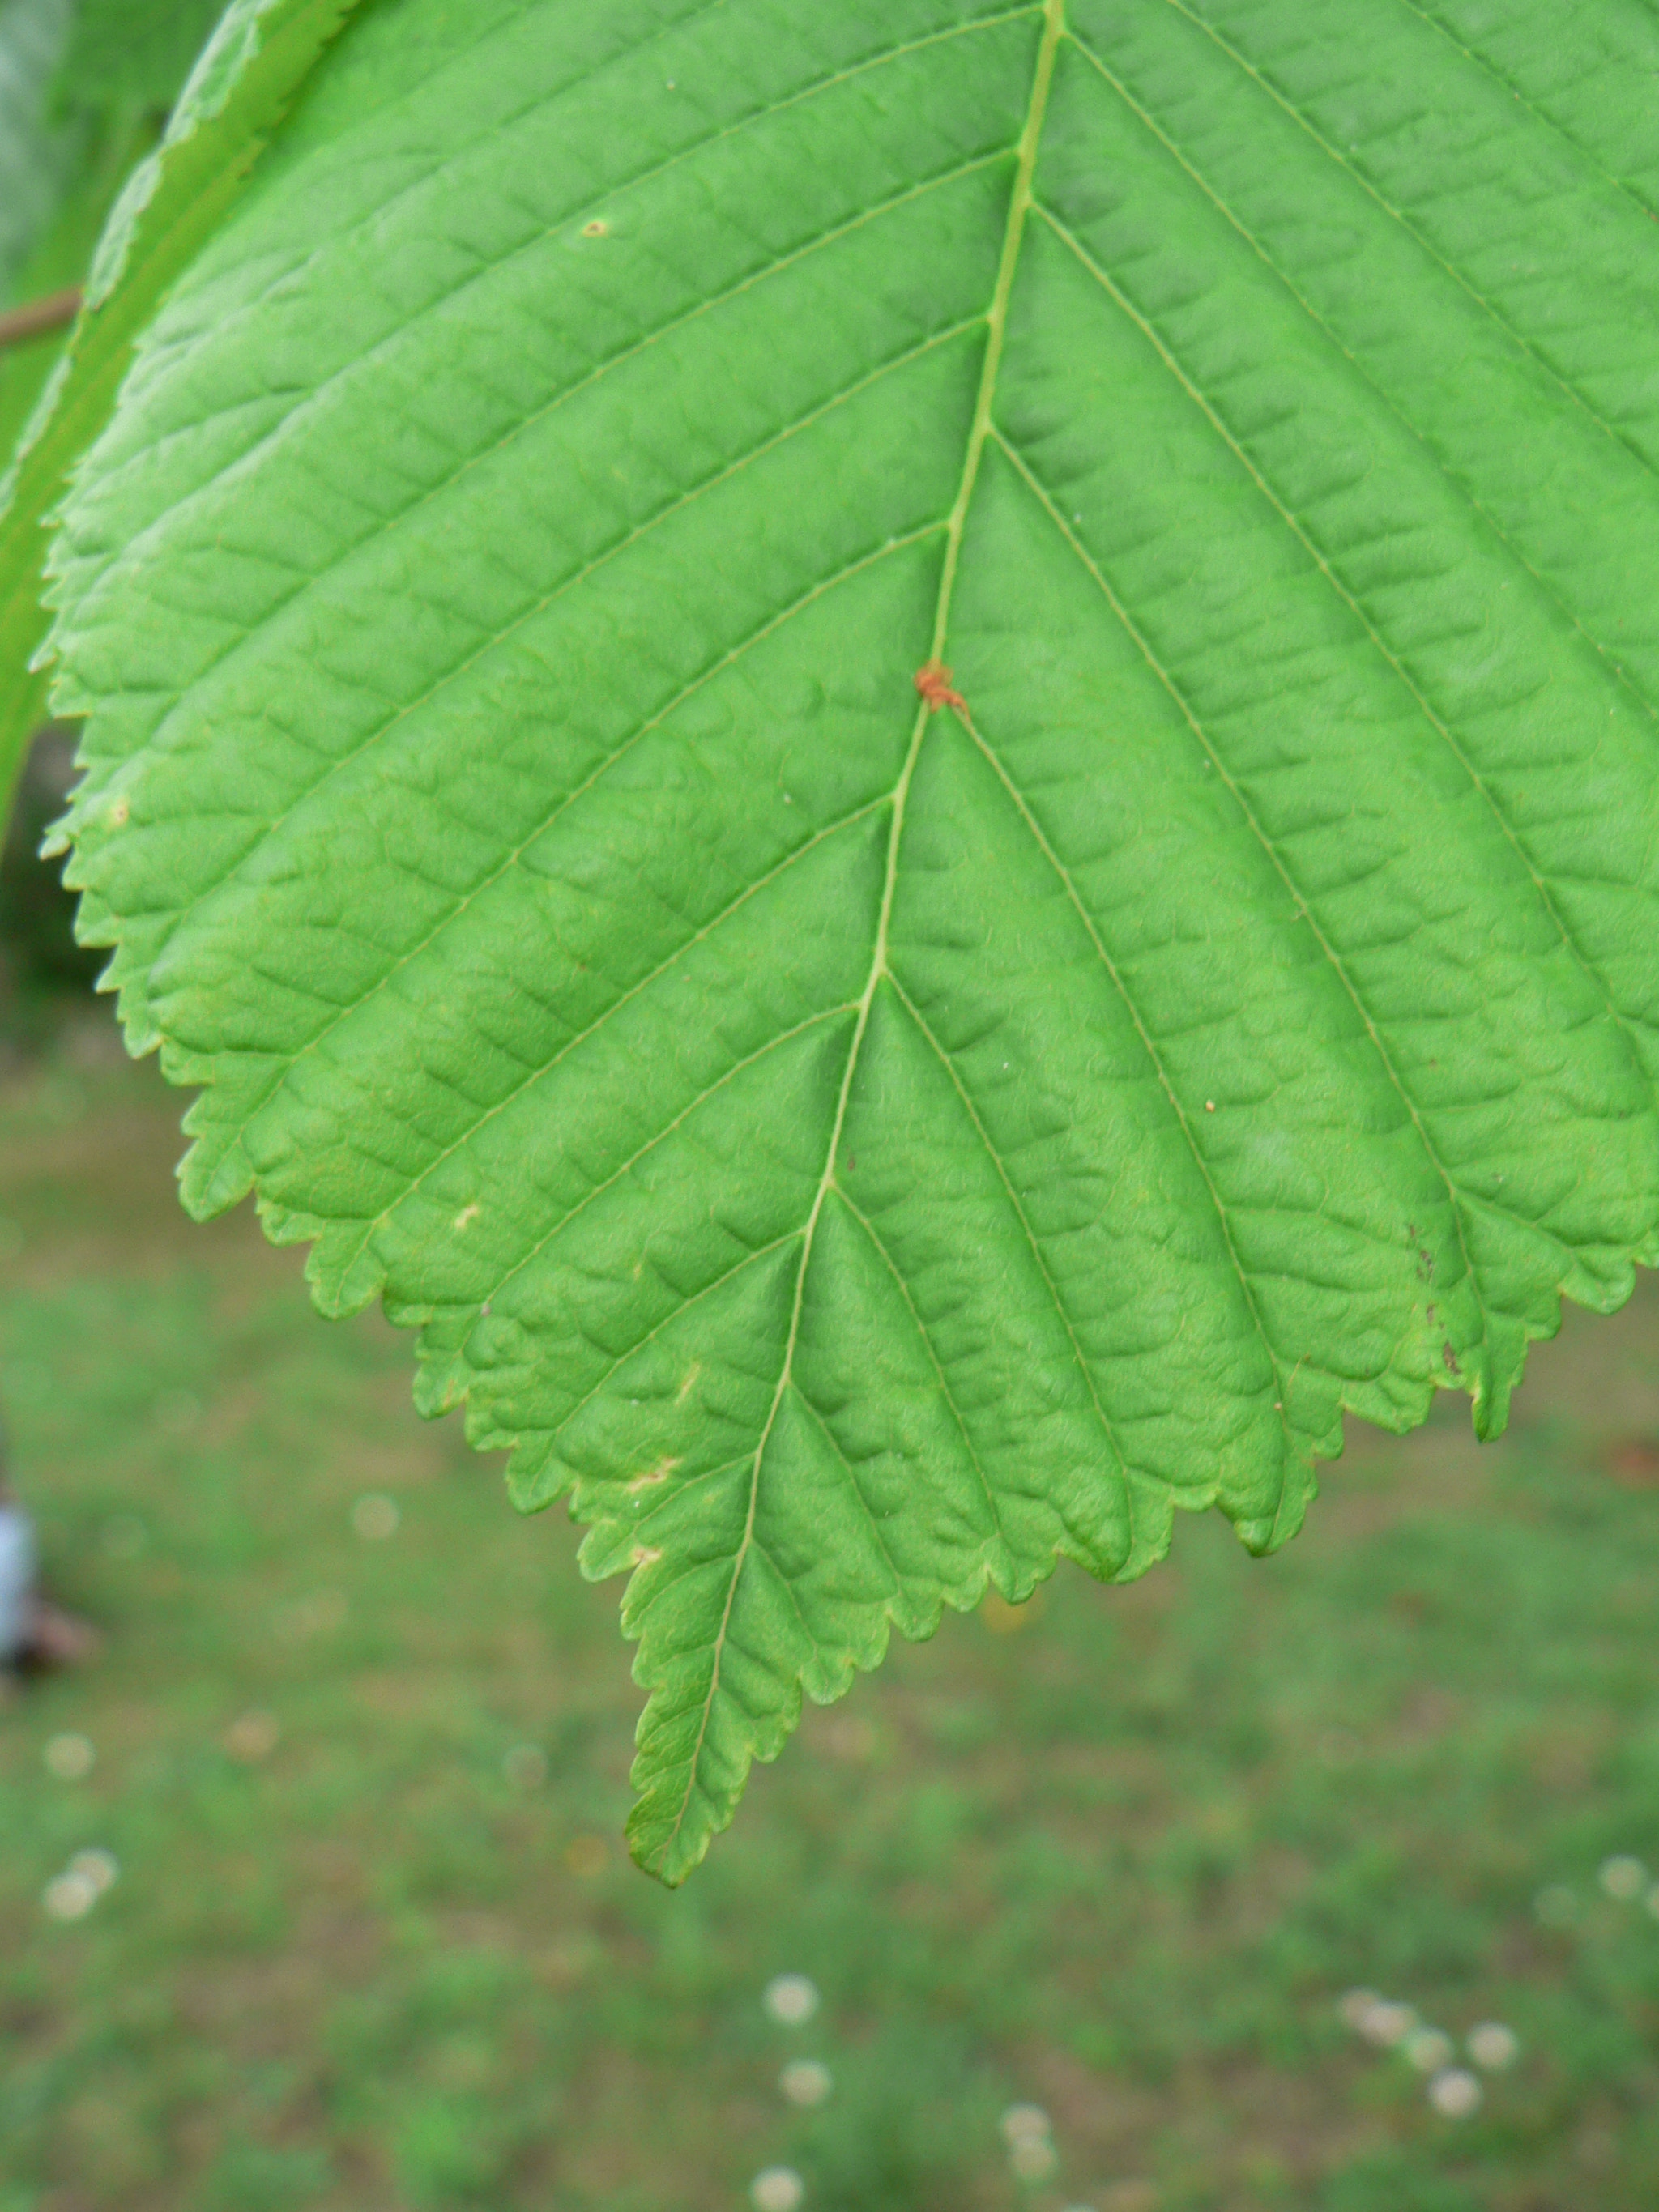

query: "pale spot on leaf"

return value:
[628, 1455, 680, 1494]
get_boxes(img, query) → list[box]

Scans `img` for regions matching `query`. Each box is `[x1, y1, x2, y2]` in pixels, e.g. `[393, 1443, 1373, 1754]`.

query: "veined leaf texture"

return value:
[14, 0, 1659, 1877]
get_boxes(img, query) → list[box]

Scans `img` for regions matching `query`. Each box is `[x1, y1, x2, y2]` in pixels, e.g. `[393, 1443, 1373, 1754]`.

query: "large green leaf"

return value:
[28, 0, 1659, 1878]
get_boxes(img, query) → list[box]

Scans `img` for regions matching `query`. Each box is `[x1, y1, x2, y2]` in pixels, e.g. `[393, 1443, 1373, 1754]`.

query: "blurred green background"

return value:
[2, 739, 1659, 2212]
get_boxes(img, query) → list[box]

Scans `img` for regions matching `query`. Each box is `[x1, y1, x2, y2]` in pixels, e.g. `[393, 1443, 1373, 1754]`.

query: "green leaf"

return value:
[0, 0, 75, 305]
[55, 0, 231, 119]
[33, 0, 1659, 1879]
[0, 117, 160, 479]
[0, 0, 79, 750]
[0, 0, 368, 813]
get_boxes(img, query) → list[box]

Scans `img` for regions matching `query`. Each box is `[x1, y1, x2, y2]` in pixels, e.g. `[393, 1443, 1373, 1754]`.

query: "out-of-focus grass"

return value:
[2, 1028, 1659, 2212]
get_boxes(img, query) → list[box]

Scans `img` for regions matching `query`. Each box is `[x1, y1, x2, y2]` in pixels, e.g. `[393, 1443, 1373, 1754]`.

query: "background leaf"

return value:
[54, 0, 229, 118]
[35, 0, 1659, 1878]
[0, 0, 81, 751]
[0, 0, 366, 812]
[0, 0, 75, 305]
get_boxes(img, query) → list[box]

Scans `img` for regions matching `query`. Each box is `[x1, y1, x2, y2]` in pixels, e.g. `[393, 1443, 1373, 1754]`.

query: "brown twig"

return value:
[0, 286, 83, 354]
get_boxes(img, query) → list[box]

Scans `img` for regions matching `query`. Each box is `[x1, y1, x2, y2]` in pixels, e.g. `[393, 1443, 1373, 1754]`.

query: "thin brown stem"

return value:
[0, 286, 82, 353]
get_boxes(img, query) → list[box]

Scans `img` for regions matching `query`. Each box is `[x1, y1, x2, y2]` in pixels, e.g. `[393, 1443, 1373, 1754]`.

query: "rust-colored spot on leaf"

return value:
[914, 660, 967, 714]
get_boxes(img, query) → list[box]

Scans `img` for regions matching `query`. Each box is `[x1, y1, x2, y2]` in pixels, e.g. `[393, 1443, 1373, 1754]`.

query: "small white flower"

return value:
[1533, 1884, 1577, 1929]
[1600, 1855, 1646, 1902]
[1466, 2022, 1518, 2072]
[44, 1733, 94, 1781]
[68, 1849, 118, 1896]
[1427, 2066, 1482, 2119]
[352, 1494, 399, 1541]
[1000, 2103, 1052, 2148]
[763, 1973, 819, 2027]
[42, 1870, 98, 1921]
[750, 2167, 804, 2212]
[1009, 2137, 1059, 2184]
[779, 2060, 832, 2108]
[1404, 2027, 1453, 2074]
[1338, 1987, 1380, 2032]
[1358, 1998, 1418, 2048]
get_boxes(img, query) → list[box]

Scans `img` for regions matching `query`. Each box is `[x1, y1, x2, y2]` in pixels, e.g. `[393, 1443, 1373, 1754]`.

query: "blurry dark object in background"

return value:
[0, 1452, 99, 1675]
[0, 723, 99, 1010]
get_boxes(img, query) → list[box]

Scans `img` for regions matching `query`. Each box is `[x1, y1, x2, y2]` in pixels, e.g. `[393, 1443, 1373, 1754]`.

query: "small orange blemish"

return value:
[914, 661, 967, 714]
[582, 219, 608, 237]
[631, 1544, 663, 1568]
[109, 796, 130, 826]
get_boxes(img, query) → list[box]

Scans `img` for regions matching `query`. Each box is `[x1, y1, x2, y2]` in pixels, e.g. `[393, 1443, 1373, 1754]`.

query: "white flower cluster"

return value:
[43, 1731, 94, 1780]
[1338, 1988, 1518, 2119]
[41, 1848, 118, 1922]
[749, 1975, 827, 2211]
[763, 1973, 819, 2027]
[779, 2060, 832, 2109]
[1535, 1854, 1659, 1931]
[749, 2169, 804, 2212]
[352, 1493, 399, 1541]
[1000, 2101, 1058, 2184]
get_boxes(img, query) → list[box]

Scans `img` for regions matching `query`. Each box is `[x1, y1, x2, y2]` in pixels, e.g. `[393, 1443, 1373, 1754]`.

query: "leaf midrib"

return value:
[651, 0, 1068, 1872]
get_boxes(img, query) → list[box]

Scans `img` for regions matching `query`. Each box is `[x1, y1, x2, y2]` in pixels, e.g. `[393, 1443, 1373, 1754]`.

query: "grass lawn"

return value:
[2, 1022, 1658, 2212]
